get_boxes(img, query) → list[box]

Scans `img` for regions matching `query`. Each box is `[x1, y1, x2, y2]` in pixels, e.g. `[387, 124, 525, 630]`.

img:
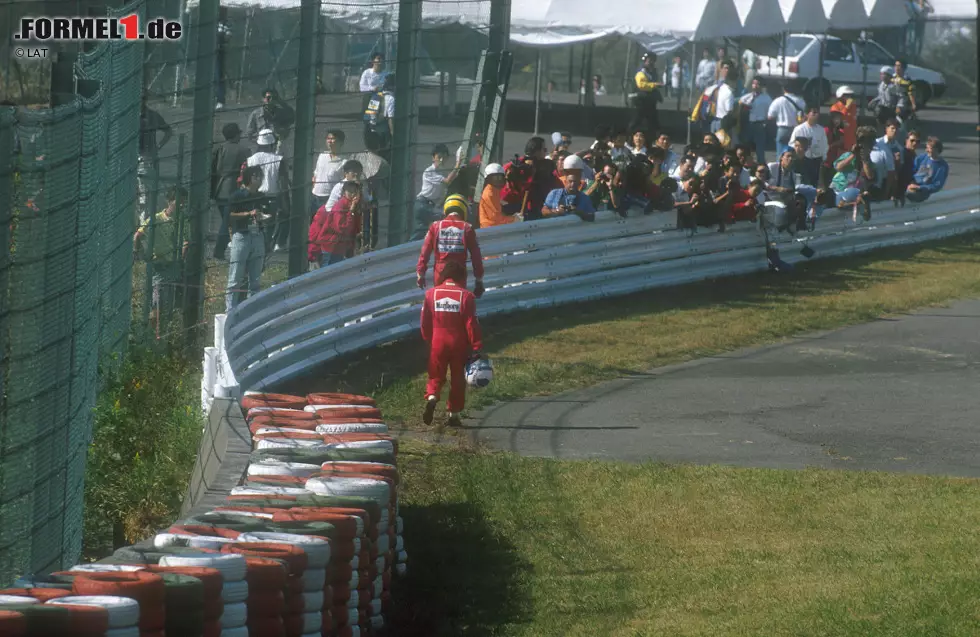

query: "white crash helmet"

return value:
[465, 358, 493, 388]
[836, 85, 855, 99]
[562, 155, 587, 172]
[484, 163, 505, 177]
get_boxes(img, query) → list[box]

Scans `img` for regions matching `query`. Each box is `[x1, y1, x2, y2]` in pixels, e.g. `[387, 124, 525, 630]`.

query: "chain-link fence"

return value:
[0, 0, 144, 584]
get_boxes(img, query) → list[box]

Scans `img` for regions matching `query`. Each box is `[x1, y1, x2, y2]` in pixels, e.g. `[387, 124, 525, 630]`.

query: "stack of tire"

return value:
[239, 390, 403, 635]
[0, 590, 121, 636]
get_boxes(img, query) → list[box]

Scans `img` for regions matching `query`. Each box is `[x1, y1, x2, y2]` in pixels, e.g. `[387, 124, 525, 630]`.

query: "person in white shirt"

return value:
[709, 60, 736, 142]
[768, 83, 805, 160]
[789, 106, 829, 186]
[654, 133, 679, 175]
[695, 49, 716, 90]
[629, 129, 648, 157]
[311, 129, 346, 214]
[324, 159, 375, 212]
[245, 128, 290, 251]
[738, 77, 772, 164]
[411, 143, 463, 240]
[359, 53, 385, 93]
[742, 49, 758, 87]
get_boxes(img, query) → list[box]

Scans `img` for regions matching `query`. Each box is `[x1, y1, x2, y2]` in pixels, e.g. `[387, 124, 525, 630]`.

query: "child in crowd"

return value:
[308, 181, 363, 267]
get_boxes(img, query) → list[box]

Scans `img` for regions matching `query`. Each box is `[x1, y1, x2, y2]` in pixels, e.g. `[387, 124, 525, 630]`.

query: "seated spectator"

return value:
[629, 129, 648, 157]
[542, 155, 596, 220]
[897, 130, 920, 205]
[675, 175, 706, 235]
[308, 181, 363, 267]
[877, 119, 904, 199]
[647, 147, 669, 188]
[824, 110, 847, 186]
[831, 144, 874, 221]
[654, 133, 680, 174]
[906, 136, 948, 203]
[479, 163, 518, 228]
[670, 156, 695, 181]
[729, 178, 765, 223]
[503, 136, 562, 220]
[608, 128, 632, 170]
[735, 144, 757, 183]
[860, 125, 895, 201]
[766, 150, 801, 204]
[586, 162, 622, 212]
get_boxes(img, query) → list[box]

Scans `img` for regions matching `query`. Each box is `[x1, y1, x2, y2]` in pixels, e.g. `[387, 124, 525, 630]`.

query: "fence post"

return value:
[289, 0, 320, 278]
[388, 0, 422, 246]
[488, 0, 511, 163]
[184, 0, 219, 342]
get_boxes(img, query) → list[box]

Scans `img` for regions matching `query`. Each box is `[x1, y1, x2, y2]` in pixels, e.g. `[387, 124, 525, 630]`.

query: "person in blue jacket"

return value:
[906, 136, 949, 203]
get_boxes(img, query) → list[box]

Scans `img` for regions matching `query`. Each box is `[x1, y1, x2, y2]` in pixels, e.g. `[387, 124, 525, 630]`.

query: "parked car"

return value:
[753, 34, 946, 107]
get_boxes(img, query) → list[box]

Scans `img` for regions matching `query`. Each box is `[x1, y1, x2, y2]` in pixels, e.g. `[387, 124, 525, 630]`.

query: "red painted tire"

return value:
[271, 512, 359, 539]
[0, 610, 26, 636]
[320, 462, 399, 485]
[329, 563, 352, 585]
[308, 407, 382, 420]
[243, 475, 308, 488]
[246, 590, 286, 617]
[203, 618, 222, 637]
[167, 524, 242, 540]
[306, 393, 376, 407]
[247, 615, 287, 637]
[244, 557, 288, 592]
[221, 543, 309, 576]
[241, 393, 308, 410]
[142, 565, 224, 600]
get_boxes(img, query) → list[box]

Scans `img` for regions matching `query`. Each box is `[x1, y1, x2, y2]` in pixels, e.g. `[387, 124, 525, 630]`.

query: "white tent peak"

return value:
[735, 0, 788, 36]
[778, 0, 831, 30]
[822, 0, 871, 29]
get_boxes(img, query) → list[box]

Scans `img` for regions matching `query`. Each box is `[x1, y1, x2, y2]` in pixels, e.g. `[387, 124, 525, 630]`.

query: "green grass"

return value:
[284, 232, 980, 430]
[391, 440, 980, 636]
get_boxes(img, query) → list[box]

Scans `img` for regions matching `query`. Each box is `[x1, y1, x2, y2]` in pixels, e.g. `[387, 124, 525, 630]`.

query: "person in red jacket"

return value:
[308, 181, 362, 267]
[417, 193, 486, 297]
[421, 260, 484, 427]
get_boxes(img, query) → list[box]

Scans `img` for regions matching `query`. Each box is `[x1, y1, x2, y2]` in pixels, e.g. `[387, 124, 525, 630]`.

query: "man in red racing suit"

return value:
[416, 193, 485, 297]
[421, 260, 483, 427]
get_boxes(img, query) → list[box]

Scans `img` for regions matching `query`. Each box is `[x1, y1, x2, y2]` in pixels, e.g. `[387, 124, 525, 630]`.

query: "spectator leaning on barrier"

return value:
[211, 122, 251, 261]
[133, 185, 188, 330]
[308, 180, 363, 268]
[417, 194, 485, 296]
[824, 111, 847, 186]
[831, 141, 875, 222]
[479, 163, 518, 228]
[906, 136, 948, 203]
[877, 119, 904, 199]
[412, 144, 463, 241]
[861, 124, 895, 201]
[790, 107, 828, 187]
[420, 259, 484, 428]
[542, 155, 597, 221]
[226, 165, 267, 312]
[311, 129, 347, 215]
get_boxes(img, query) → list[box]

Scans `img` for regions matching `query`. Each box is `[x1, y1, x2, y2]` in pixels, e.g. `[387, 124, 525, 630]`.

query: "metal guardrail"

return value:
[201, 186, 980, 407]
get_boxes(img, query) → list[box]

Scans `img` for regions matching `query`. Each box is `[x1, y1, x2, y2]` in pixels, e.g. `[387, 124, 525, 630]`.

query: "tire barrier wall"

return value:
[203, 186, 980, 405]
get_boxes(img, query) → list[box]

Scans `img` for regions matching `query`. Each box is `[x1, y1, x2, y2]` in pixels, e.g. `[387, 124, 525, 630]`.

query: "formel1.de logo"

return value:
[13, 15, 182, 41]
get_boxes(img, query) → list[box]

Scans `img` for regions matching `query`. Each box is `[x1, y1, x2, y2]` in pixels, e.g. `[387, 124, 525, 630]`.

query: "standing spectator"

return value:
[137, 93, 173, 225]
[244, 129, 289, 252]
[739, 77, 772, 164]
[215, 9, 231, 111]
[768, 82, 805, 159]
[830, 86, 858, 151]
[581, 75, 606, 97]
[211, 122, 251, 260]
[823, 110, 847, 187]
[710, 60, 736, 143]
[864, 124, 896, 201]
[311, 129, 346, 215]
[225, 166, 266, 312]
[478, 163, 517, 228]
[542, 155, 597, 220]
[669, 55, 683, 98]
[896, 130, 920, 204]
[630, 52, 663, 135]
[359, 52, 385, 93]
[892, 59, 917, 124]
[363, 74, 396, 161]
[133, 186, 188, 333]
[713, 46, 728, 82]
[906, 136, 948, 202]
[324, 159, 374, 213]
[742, 48, 758, 87]
[790, 107, 828, 186]
[308, 181, 363, 267]
[870, 66, 899, 126]
[695, 49, 716, 91]
[245, 89, 295, 150]
[412, 144, 463, 240]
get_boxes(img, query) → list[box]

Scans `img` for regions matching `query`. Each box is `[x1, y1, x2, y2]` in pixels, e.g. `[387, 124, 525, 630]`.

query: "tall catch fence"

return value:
[0, 0, 145, 584]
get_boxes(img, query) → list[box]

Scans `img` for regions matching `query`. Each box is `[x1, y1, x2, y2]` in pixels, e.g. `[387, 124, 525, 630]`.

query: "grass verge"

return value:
[284, 231, 980, 430]
[392, 438, 980, 636]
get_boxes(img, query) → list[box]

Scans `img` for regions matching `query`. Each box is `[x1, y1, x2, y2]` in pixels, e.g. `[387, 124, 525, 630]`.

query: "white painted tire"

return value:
[375, 535, 389, 554]
[49, 596, 139, 628]
[301, 568, 326, 592]
[349, 626, 361, 637]
[221, 625, 250, 637]
[230, 485, 311, 497]
[343, 608, 359, 626]
[236, 532, 331, 568]
[395, 535, 404, 552]
[212, 509, 273, 519]
[345, 590, 359, 609]
[247, 459, 322, 478]
[372, 575, 383, 597]
[396, 516, 404, 535]
[0, 595, 38, 606]
[247, 406, 305, 417]
[68, 564, 144, 573]
[350, 555, 360, 570]
[305, 477, 390, 506]
[105, 628, 140, 637]
[257, 439, 394, 454]
[220, 602, 247, 628]
[365, 598, 382, 616]
[395, 563, 407, 577]
[256, 438, 324, 449]
[299, 611, 322, 632]
[160, 553, 247, 582]
[153, 533, 235, 550]
[397, 550, 408, 564]
[349, 570, 359, 589]
[300, 590, 323, 612]
[368, 614, 384, 630]
[221, 579, 249, 603]
[304, 404, 375, 412]
[253, 426, 321, 437]
[314, 423, 388, 434]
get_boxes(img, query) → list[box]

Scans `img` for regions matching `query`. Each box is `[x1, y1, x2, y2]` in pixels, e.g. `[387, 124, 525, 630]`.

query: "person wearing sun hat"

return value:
[417, 194, 485, 297]
[831, 85, 858, 151]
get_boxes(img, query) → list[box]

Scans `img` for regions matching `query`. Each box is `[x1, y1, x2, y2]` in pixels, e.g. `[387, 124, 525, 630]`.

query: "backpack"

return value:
[690, 81, 723, 124]
[781, 94, 804, 124]
[363, 91, 386, 132]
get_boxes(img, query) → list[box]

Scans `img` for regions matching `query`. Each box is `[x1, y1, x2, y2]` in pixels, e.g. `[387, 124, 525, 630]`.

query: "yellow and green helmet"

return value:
[443, 194, 469, 220]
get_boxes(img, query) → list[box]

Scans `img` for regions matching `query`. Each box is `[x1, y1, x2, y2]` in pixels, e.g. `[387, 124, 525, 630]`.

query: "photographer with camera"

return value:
[831, 141, 875, 222]
[542, 155, 596, 221]
[225, 166, 267, 311]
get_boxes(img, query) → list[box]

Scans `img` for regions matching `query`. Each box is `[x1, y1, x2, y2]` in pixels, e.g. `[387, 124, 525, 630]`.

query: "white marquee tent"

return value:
[777, 0, 831, 31]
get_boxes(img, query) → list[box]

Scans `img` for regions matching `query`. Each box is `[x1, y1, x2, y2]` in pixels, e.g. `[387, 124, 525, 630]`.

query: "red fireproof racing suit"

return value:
[416, 216, 484, 288]
[421, 281, 483, 412]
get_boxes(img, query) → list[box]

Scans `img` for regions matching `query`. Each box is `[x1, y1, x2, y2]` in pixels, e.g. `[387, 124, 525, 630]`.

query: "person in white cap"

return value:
[478, 163, 518, 228]
[244, 128, 289, 252]
[870, 66, 899, 126]
[830, 85, 858, 151]
[541, 155, 596, 220]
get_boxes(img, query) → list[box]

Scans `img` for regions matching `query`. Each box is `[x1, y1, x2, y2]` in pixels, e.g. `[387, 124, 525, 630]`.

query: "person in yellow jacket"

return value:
[478, 163, 520, 228]
[629, 52, 663, 135]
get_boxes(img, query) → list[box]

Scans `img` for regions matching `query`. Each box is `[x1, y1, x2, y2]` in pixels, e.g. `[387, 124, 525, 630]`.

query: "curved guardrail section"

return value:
[202, 186, 980, 407]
